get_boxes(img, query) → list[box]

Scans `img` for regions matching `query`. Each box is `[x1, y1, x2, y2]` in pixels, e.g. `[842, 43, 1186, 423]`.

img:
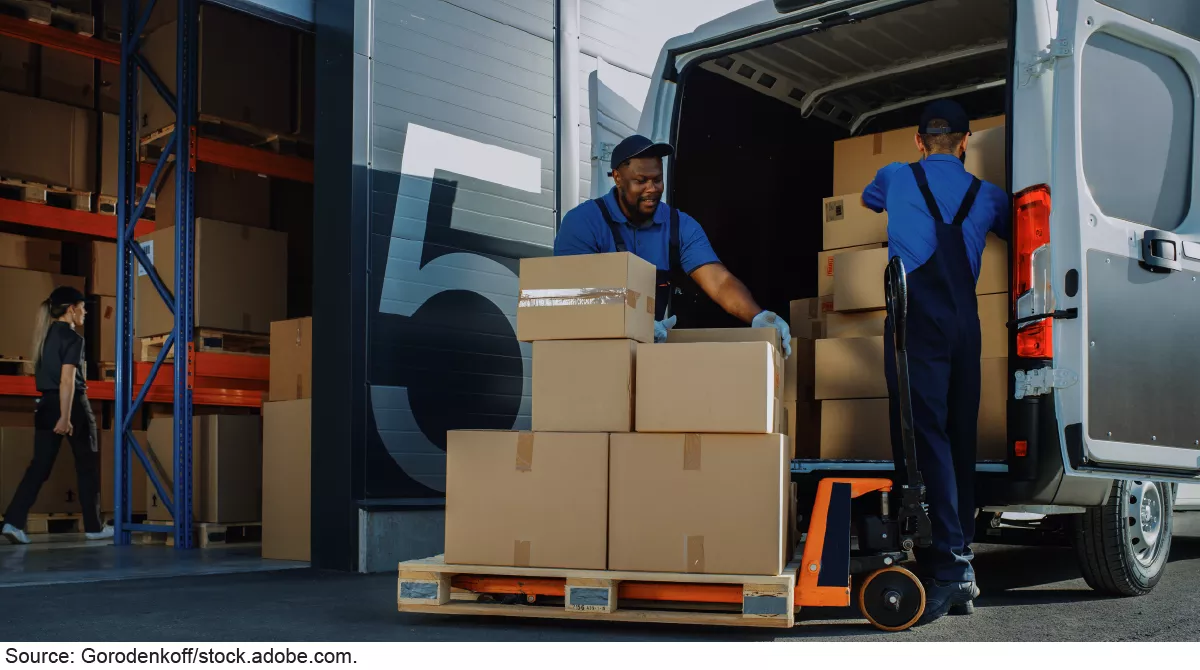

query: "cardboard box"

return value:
[823, 194, 887, 250]
[517, 252, 656, 343]
[965, 125, 1007, 187]
[145, 415, 263, 523]
[99, 61, 119, 113]
[787, 400, 821, 459]
[39, 47, 95, 109]
[0, 232, 61, 273]
[815, 337, 887, 400]
[636, 342, 782, 434]
[833, 247, 890, 313]
[0, 91, 95, 190]
[979, 293, 1009, 359]
[1, 427, 78, 515]
[156, 162, 272, 230]
[445, 431, 609, 569]
[820, 399, 893, 460]
[608, 433, 789, 575]
[532, 339, 635, 432]
[269, 317, 312, 402]
[92, 296, 117, 365]
[263, 399, 311, 561]
[789, 296, 835, 340]
[832, 115, 1005, 196]
[89, 241, 117, 297]
[979, 357, 1009, 460]
[99, 430, 148, 513]
[826, 310, 886, 339]
[666, 327, 781, 352]
[101, 113, 118, 197]
[0, 35, 34, 96]
[978, 233, 1008, 295]
[819, 243, 883, 298]
[0, 267, 85, 363]
[785, 337, 815, 402]
[136, 219, 287, 336]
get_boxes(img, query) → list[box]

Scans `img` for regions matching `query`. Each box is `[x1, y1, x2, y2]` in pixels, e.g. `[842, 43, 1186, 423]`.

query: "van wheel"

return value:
[1072, 480, 1173, 596]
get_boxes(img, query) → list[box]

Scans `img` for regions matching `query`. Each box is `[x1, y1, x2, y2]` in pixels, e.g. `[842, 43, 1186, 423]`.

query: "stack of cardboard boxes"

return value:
[792, 116, 1012, 461]
[262, 316, 313, 561]
[445, 252, 794, 577]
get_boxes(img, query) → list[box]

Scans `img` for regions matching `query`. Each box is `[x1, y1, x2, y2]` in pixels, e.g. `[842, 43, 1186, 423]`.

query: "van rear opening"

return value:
[668, 0, 1012, 464]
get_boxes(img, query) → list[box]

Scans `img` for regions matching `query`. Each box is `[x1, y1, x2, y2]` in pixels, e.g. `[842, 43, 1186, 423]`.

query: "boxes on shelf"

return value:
[788, 400, 821, 459]
[100, 430, 148, 514]
[608, 433, 790, 575]
[136, 219, 287, 337]
[0, 267, 85, 365]
[0, 91, 95, 191]
[636, 342, 782, 434]
[263, 398, 311, 561]
[145, 415, 263, 524]
[91, 296, 118, 367]
[39, 48, 95, 109]
[1, 427, 77, 515]
[823, 194, 887, 250]
[101, 114, 118, 198]
[531, 339, 636, 433]
[818, 243, 883, 298]
[156, 162, 272, 230]
[269, 317, 312, 402]
[785, 337, 814, 402]
[814, 337, 887, 400]
[832, 247, 890, 313]
[0, 232, 61, 274]
[789, 296, 834, 340]
[445, 431, 609, 570]
[820, 399, 892, 460]
[88, 240, 117, 298]
[517, 252, 656, 343]
[0, 35, 35, 96]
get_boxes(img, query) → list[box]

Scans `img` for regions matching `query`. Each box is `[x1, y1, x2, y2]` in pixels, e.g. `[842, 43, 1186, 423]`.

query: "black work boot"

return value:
[917, 580, 978, 625]
[949, 579, 979, 615]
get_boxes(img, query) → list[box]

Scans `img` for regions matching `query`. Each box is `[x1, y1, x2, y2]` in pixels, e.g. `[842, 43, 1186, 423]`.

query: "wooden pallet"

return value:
[135, 522, 262, 548]
[398, 555, 801, 628]
[98, 191, 156, 218]
[0, 0, 95, 36]
[0, 177, 92, 212]
[141, 115, 313, 160]
[27, 513, 83, 535]
[96, 362, 116, 381]
[138, 329, 270, 362]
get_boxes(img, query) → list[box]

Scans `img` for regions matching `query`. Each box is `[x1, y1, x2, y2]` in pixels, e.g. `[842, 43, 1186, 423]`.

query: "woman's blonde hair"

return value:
[30, 298, 72, 369]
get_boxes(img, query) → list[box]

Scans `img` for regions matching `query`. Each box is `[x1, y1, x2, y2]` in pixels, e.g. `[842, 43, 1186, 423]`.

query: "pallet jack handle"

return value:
[884, 257, 933, 550]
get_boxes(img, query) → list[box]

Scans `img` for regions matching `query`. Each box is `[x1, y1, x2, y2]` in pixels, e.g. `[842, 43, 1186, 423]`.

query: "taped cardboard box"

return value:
[979, 357, 1009, 460]
[819, 243, 883, 298]
[517, 252, 656, 343]
[608, 433, 789, 575]
[263, 399, 311, 561]
[532, 339, 636, 432]
[0, 267, 85, 366]
[815, 337, 887, 400]
[789, 296, 835, 340]
[979, 292, 1009, 359]
[0, 232, 61, 273]
[445, 431, 609, 570]
[0, 91, 95, 191]
[833, 247, 890, 312]
[136, 219, 287, 336]
[823, 194, 887, 250]
[146, 414, 263, 524]
[820, 399, 893, 460]
[269, 317, 312, 402]
[1, 427, 77, 515]
[99, 430, 148, 513]
[636, 342, 782, 434]
[826, 310, 886, 339]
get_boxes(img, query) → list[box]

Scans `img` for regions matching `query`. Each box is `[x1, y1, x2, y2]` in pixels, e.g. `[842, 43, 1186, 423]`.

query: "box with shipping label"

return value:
[789, 296, 835, 340]
[819, 243, 883, 298]
[608, 433, 789, 575]
[784, 337, 815, 402]
[636, 342, 782, 434]
[532, 339, 636, 432]
[979, 357, 1009, 460]
[823, 194, 887, 250]
[145, 414, 263, 524]
[100, 430, 148, 513]
[1, 427, 78, 515]
[820, 399, 893, 460]
[815, 336, 887, 400]
[978, 233, 1008, 295]
[826, 310, 887, 339]
[263, 399, 311, 561]
[978, 293, 1009, 359]
[269, 317, 312, 402]
[445, 431, 609, 570]
[833, 247, 890, 313]
[517, 252, 656, 343]
[136, 219, 287, 337]
[0, 267, 85, 366]
[0, 232, 61, 273]
[0, 91, 95, 191]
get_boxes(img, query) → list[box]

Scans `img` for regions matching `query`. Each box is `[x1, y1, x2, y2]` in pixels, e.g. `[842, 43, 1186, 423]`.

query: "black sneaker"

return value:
[949, 580, 980, 615]
[917, 580, 977, 626]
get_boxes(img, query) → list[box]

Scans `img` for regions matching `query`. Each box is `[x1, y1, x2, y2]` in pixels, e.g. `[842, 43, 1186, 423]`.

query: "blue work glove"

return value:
[752, 311, 793, 357]
[654, 315, 677, 343]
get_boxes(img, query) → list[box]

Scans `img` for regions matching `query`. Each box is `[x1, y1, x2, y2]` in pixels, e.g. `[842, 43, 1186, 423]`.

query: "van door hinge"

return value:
[1014, 367, 1079, 400]
[1021, 38, 1073, 84]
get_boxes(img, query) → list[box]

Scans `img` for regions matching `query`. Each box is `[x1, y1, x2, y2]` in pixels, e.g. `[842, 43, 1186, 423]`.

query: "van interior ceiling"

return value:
[671, 0, 1011, 328]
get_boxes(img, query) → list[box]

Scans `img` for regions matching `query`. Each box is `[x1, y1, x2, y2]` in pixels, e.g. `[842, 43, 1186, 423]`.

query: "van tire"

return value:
[1072, 480, 1173, 597]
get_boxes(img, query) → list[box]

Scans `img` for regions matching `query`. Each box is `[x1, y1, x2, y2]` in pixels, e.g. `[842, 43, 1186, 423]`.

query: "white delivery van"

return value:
[636, 0, 1200, 596]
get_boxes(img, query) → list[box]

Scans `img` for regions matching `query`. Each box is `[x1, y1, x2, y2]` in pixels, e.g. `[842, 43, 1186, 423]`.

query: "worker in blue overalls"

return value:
[862, 100, 1010, 624]
[554, 135, 792, 355]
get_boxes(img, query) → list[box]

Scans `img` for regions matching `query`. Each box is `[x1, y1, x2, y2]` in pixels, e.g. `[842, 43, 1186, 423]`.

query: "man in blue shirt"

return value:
[555, 134, 791, 354]
[861, 100, 1010, 624]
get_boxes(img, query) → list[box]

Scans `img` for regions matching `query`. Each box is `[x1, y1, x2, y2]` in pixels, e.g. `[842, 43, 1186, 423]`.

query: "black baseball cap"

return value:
[609, 134, 674, 173]
[48, 285, 87, 307]
[918, 99, 971, 135]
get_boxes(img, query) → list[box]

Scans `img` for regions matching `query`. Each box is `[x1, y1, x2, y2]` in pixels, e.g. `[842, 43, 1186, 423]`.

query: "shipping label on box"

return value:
[820, 399, 893, 460]
[815, 336, 887, 400]
[789, 296, 835, 340]
[532, 339, 636, 432]
[826, 310, 887, 339]
[819, 243, 883, 298]
[517, 252, 657, 343]
[446, 431, 609, 570]
[833, 247, 890, 313]
[608, 433, 789, 575]
[823, 194, 888, 250]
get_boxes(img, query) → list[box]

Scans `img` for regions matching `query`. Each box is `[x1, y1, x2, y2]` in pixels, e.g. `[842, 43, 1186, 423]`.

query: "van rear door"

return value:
[1043, 0, 1200, 481]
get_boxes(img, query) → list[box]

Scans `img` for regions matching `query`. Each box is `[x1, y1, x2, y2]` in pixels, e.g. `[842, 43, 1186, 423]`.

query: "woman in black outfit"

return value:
[2, 286, 110, 545]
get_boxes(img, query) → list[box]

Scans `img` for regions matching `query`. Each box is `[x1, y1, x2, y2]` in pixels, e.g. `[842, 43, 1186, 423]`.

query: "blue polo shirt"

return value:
[554, 187, 721, 273]
[862, 154, 1010, 277]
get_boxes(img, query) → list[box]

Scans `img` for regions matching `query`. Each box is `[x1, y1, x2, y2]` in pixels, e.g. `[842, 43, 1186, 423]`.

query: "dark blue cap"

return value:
[609, 134, 673, 173]
[48, 285, 87, 307]
[919, 99, 971, 135]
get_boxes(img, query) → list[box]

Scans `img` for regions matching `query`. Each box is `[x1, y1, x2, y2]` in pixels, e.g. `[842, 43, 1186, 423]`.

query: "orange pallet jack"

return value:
[398, 258, 933, 631]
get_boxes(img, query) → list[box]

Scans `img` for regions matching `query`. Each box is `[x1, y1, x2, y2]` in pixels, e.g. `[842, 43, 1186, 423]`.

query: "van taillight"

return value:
[1012, 185, 1053, 359]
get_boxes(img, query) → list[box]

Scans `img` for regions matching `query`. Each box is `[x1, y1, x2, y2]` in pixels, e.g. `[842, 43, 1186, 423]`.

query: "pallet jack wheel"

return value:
[857, 566, 925, 631]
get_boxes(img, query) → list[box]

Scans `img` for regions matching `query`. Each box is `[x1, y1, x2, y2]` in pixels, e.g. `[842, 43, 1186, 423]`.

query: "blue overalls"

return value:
[884, 163, 984, 584]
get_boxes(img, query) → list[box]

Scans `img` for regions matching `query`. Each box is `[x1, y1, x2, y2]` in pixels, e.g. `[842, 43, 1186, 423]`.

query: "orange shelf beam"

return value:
[197, 138, 314, 183]
[0, 15, 120, 64]
[0, 199, 153, 239]
[0, 376, 264, 407]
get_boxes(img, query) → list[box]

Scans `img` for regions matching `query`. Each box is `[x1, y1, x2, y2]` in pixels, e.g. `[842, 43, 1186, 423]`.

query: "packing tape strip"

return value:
[515, 432, 534, 472]
[646, 295, 655, 315]
[513, 540, 531, 567]
[518, 288, 634, 309]
[686, 535, 705, 573]
[683, 434, 701, 471]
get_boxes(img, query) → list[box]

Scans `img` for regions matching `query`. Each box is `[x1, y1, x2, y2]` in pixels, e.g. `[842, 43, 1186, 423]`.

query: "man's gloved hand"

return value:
[654, 315, 677, 343]
[752, 311, 793, 357]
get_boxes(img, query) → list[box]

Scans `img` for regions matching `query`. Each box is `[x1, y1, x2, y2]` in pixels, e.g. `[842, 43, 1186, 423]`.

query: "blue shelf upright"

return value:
[112, 0, 198, 549]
